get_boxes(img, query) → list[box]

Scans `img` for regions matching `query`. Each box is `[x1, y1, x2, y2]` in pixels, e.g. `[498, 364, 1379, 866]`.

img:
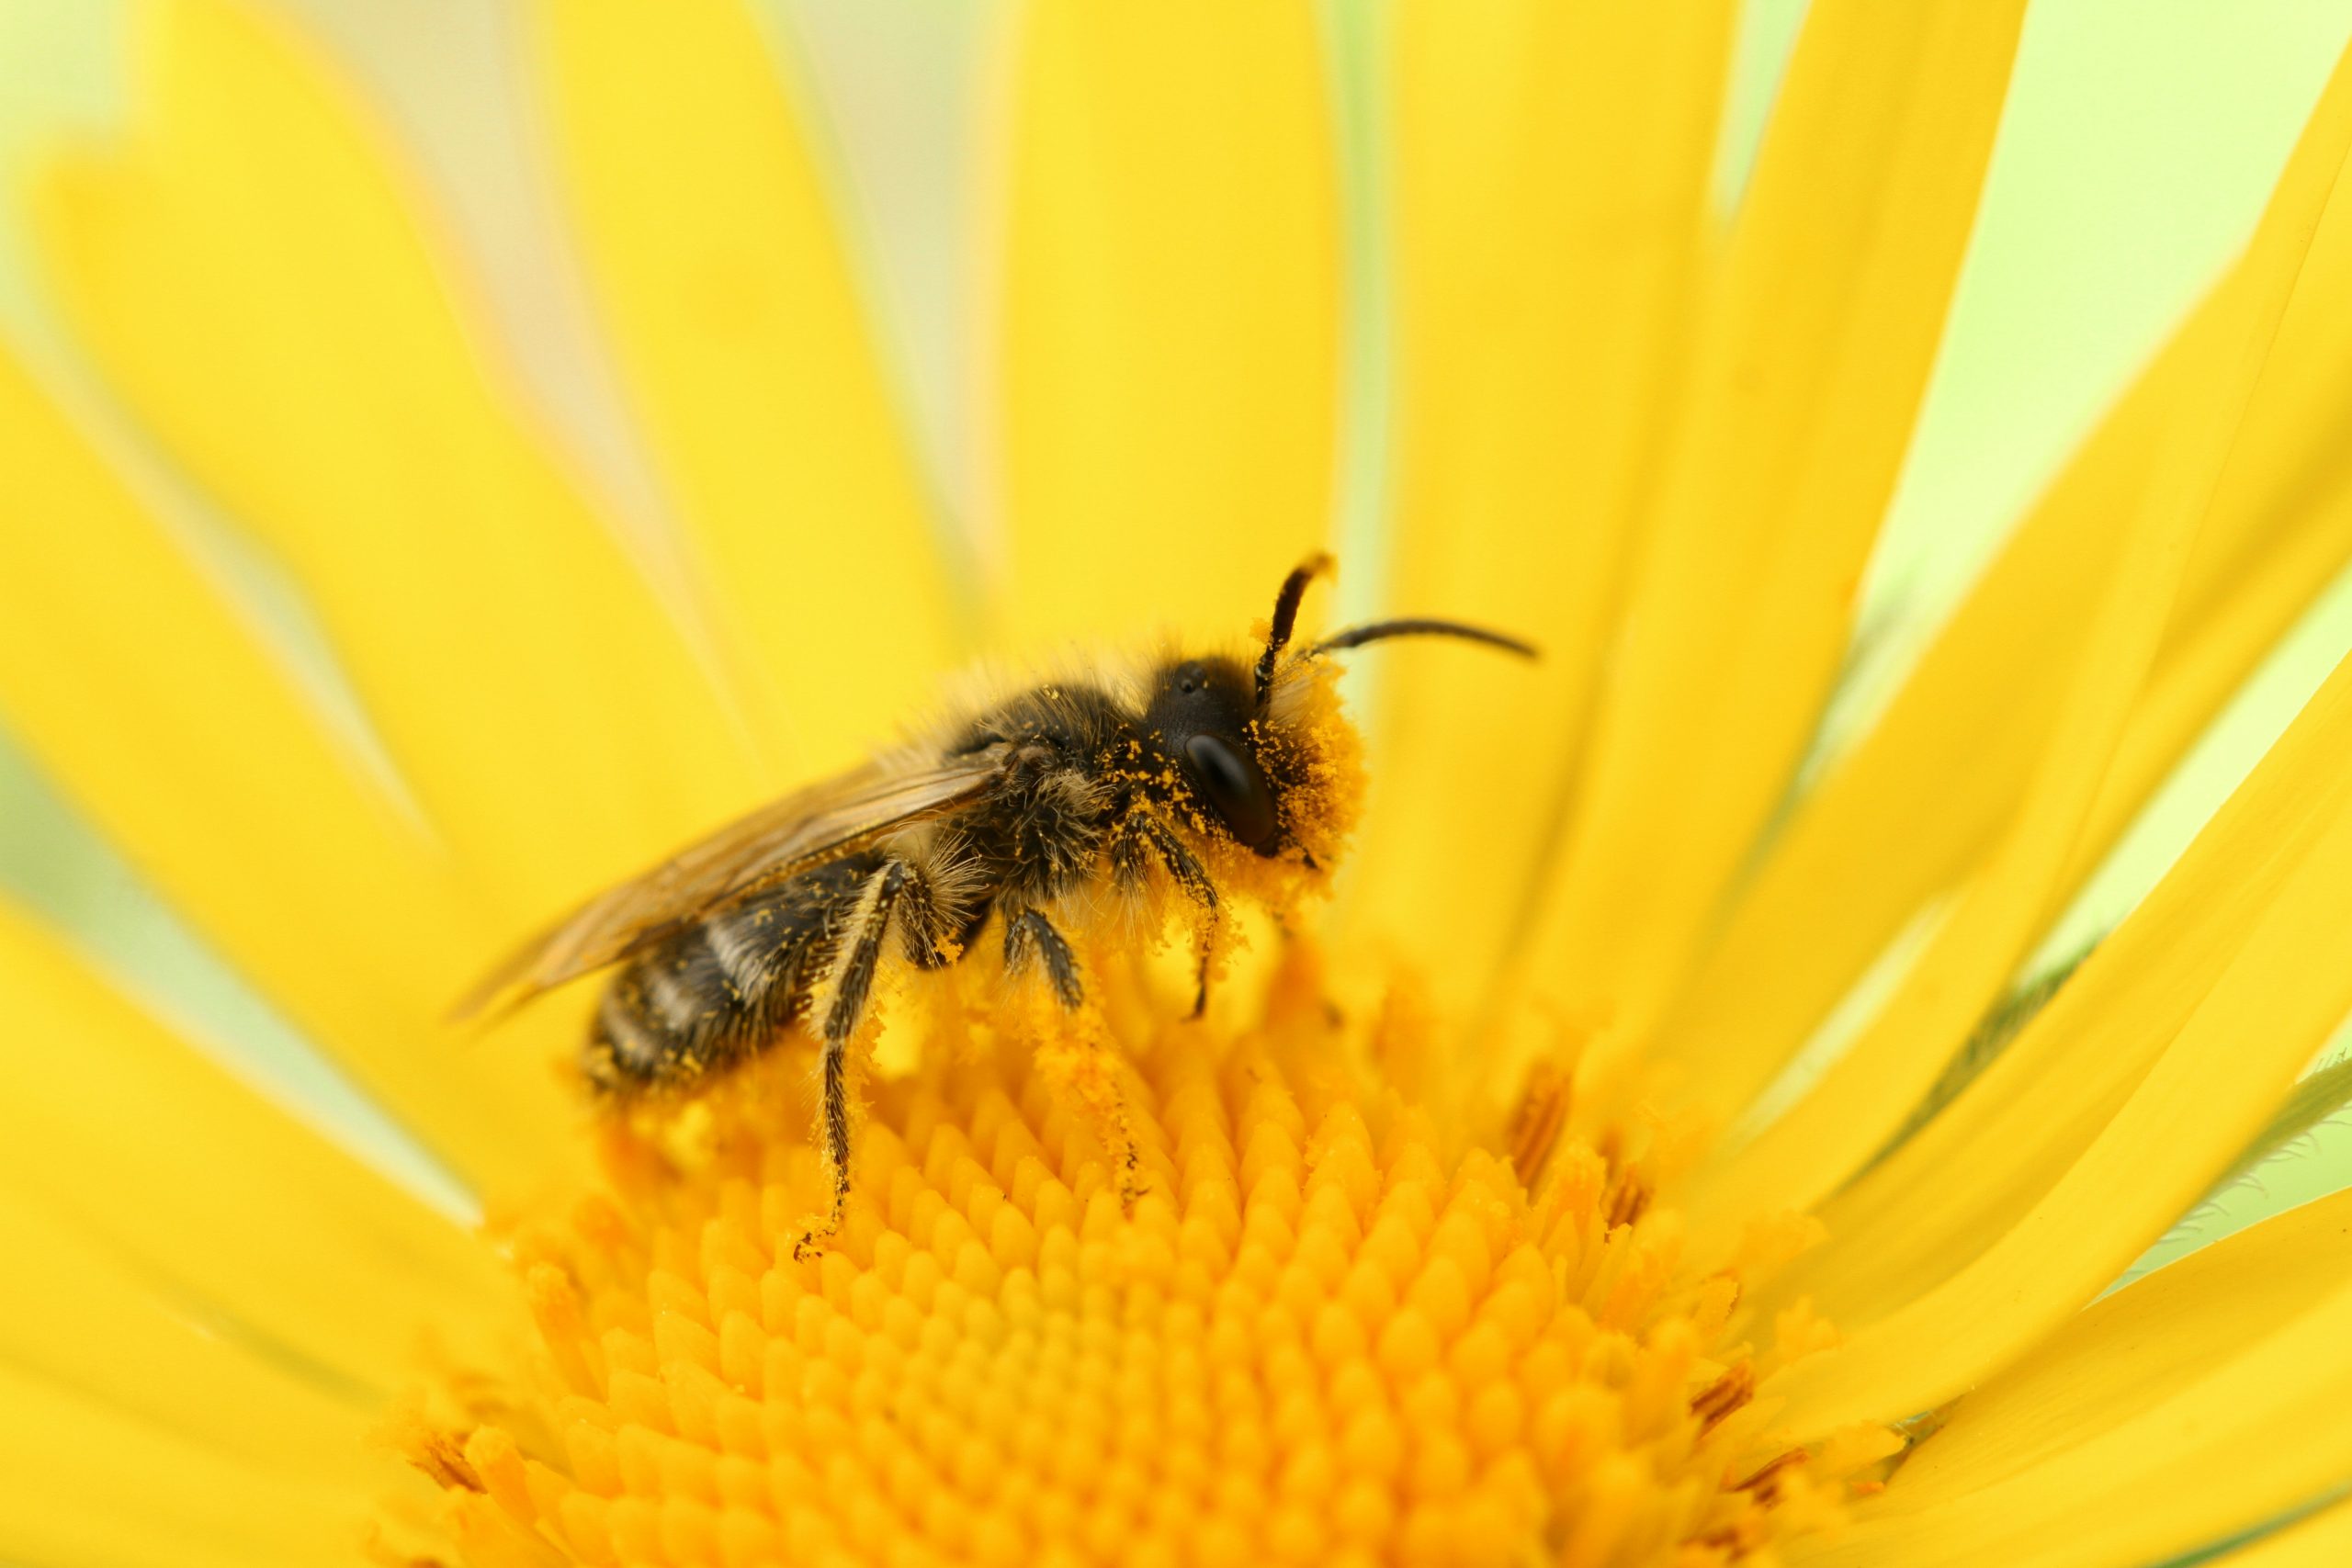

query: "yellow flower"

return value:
[6, 1, 2352, 1565]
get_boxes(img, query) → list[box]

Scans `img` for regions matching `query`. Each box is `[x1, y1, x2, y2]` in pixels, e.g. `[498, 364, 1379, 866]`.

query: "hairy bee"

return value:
[459, 556, 1532, 1250]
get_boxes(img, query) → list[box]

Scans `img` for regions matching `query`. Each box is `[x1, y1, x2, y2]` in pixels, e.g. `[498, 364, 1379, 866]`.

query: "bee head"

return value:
[1144, 556, 1536, 867]
[1143, 654, 1285, 855]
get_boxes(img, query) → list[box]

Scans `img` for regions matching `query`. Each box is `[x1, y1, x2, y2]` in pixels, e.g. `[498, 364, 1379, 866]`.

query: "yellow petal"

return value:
[1792, 1192, 2352, 1566]
[1763, 40, 2352, 1434]
[1867, 1187, 2352, 1501]
[0, 898, 506, 1386]
[1662, 80, 2352, 1126]
[991, 0, 1340, 644]
[1771, 713, 2352, 1436]
[1778, 644, 2352, 1330]
[2225, 1497, 2352, 1567]
[1343, 0, 1737, 1007]
[34, 0, 758, 921]
[1686, 459, 2206, 1234]
[1525, 0, 2029, 1053]
[0, 344, 571, 1194]
[536, 0, 964, 776]
[0, 1188, 374, 1483]
[1655, 328, 2180, 1122]
[0, 1364, 373, 1568]
[1687, 28, 2352, 1242]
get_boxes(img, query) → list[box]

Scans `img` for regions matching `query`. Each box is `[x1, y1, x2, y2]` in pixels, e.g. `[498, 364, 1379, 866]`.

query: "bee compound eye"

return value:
[1182, 733, 1279, 851]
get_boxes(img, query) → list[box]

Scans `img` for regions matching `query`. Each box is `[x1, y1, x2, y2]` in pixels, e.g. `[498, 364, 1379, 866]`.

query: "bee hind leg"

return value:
[794, 860, 915, 1261]
[1004, 908, 1147, 1210]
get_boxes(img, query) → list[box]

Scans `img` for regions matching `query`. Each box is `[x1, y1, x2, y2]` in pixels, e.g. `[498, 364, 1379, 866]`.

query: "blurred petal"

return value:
[1770, 694, 2352, 1435]
[2228, 1497, 2352, 1567]
[1758, 42, 2352, 1434]
[0, 344, 571, 1193]
[1527, 0, 2028, 1049]
[1662, 113, 2352, 1125]
[1343, 0, 1737, 1005]
[0, 899, 507, 1389]
[1780, 648, 2352, 1330]
[1792, 1192, 2352, 1566]
[34, 0, 757, 921]
[1691, 418, 2209, 1230]
[0, 1365, 372, 1568]
[992, 0, 1339, 644]
[1661, 318, 2181, 1121]
[1868, 1188, 2352, 1501]
[537, 0, 964, 775]
[1690, 29, 2352, 1250]
[0, 1188, 375, 1483]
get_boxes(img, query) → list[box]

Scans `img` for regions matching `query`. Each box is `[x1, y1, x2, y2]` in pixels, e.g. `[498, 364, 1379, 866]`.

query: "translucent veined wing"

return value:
[453, 745, 1014, 1021]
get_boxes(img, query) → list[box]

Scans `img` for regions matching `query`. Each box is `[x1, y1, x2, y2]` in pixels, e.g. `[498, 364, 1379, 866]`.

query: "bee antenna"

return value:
[1255, 551, 1337, 706]
[1308, 618, 1539, 660]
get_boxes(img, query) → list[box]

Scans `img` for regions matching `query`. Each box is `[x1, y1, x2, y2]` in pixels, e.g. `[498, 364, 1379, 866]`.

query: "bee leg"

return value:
[1002, 906, 1083, 1008]
[1133, 818, 1218, 1017]
[794, 860, 912, 1261]
[1004, 908, 1145, 1208]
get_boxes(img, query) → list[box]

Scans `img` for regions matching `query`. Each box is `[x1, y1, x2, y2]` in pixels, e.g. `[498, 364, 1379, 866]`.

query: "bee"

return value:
[458, 555, 1532, 1251]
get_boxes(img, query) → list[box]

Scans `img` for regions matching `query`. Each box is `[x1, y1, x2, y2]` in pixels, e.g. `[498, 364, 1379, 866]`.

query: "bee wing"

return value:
[452, 746, 1012, 1021]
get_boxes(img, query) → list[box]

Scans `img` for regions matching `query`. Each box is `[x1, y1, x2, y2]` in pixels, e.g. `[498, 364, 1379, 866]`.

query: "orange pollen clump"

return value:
[387, 953, 1888, 1567]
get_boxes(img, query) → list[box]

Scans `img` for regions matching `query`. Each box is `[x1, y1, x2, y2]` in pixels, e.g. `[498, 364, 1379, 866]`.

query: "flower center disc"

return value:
[395, 955, 1867, 1566]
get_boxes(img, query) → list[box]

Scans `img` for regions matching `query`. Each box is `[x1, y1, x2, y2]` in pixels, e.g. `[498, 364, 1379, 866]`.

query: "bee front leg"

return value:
[1129, 818, 1219, 1017]
[1004, 908, 1146, 1208]
[795, 860, 911, 1260]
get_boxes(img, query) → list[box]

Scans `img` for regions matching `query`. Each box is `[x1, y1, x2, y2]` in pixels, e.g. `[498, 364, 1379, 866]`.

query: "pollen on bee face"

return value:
[1213, 654, 1365, 905]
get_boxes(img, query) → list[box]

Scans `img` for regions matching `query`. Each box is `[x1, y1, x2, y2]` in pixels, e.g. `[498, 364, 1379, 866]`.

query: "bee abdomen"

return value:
[588, 856, 875, 1093]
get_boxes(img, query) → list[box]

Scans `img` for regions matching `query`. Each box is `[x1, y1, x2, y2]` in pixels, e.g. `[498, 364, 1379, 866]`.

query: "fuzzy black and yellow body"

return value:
[459, 557, 1532, 1251]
